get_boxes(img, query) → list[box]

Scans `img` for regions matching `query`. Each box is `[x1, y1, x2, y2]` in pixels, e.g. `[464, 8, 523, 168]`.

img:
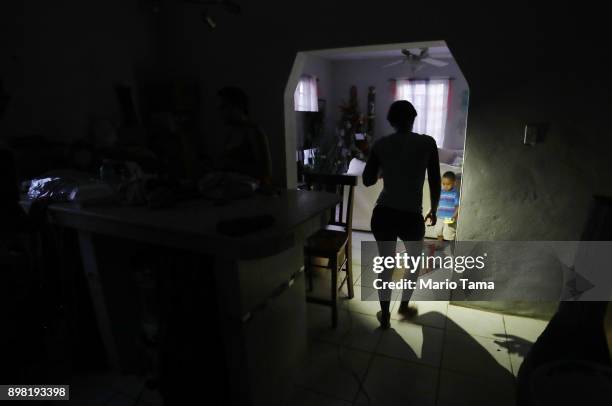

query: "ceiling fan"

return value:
[382, 48, 449, 71]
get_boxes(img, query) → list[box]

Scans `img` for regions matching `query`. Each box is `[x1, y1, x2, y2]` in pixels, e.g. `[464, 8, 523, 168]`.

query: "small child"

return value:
[434, 171, 459, 241]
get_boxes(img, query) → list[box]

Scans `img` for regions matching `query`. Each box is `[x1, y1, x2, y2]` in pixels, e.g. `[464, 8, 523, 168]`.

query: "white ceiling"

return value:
[322, 46, 453, 61]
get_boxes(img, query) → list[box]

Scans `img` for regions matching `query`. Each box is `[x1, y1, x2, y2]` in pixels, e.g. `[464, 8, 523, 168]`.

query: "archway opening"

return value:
[284, 40, 469, 240]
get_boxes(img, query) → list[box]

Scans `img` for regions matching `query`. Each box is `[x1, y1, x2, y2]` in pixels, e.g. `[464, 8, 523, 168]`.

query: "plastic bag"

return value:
[26, 177, 78, 202]
[24, 171, 116, 206]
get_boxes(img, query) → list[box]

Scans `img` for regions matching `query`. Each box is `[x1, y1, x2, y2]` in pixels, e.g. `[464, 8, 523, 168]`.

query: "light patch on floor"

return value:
[295, 231, 550, 405]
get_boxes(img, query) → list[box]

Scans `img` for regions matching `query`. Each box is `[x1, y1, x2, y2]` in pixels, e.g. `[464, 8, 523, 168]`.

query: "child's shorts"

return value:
[433, 219, 457, 241]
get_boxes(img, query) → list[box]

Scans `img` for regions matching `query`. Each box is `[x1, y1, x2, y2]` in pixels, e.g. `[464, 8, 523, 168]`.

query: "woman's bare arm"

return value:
[425, 139, 441, 224]
[362, 150, 381, 187]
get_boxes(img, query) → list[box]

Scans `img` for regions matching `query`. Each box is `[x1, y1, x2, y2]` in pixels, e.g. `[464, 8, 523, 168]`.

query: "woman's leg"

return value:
[398, 213, 425, 310]
[370, 206, 398, 318]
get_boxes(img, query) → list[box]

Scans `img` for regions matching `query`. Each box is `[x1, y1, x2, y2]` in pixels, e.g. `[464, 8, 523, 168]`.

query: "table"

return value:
[24, 189, 339, 405]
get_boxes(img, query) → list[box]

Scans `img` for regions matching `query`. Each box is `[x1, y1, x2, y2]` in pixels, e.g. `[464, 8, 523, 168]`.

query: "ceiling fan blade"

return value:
[382, 59, 405, 68]
[422, 57, 449, 67]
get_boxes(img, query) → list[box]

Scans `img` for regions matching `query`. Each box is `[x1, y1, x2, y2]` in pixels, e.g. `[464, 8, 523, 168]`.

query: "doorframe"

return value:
[283, 40, 449, 188]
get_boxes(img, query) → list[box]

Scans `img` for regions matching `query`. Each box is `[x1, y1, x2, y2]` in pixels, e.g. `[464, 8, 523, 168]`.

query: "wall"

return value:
[459, 71, 612, 241]
[327, 56, 468, 150]
[455, 69, 612, 317]
[0, 0, 158, 142]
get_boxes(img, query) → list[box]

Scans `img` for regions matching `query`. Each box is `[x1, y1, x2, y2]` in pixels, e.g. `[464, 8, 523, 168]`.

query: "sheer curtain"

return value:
[294, 75, 318, 112]
[395, 79, 449, 146]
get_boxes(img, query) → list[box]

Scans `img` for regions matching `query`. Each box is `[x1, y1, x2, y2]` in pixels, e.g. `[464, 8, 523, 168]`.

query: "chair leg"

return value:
[330, 258, 338, 328]
[346, 241, 354, 299]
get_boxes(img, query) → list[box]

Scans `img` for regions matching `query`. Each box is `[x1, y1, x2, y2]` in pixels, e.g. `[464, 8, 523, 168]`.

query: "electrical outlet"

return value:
[524, 124, 538, 146]
[524, 123, 548, 146]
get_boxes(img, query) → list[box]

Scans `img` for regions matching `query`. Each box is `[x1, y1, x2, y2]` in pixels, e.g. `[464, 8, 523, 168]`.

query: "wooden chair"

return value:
[303, 173, 357, 328]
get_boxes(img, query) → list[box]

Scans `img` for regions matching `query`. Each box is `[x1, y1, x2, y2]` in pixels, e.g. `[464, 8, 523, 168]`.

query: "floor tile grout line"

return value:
[444, 327, 509, 341]
[339, 304, 450, 332]
[442, 302, 449, 329]
[315, 331, 444, 376]
[367, 349, 442, 372]
[350, 327, 384, 405]
[433, 319, 447, 406]
[311, 337, 375, 358]
[343, 310, 449, 331]
[308, 308, 382, 403]
[349, 340, 442, 406]
[296, 338, 371, 404]
[437, 364, 518, 383]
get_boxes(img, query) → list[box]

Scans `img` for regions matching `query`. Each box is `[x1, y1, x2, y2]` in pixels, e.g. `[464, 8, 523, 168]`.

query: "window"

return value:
[395, 79, 449, 146]
[294, 75, 318, 112]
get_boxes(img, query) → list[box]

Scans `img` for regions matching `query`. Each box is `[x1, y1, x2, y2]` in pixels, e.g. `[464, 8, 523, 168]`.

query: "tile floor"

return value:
[63, 231, 550, 406]
[291, 231, 550, 406]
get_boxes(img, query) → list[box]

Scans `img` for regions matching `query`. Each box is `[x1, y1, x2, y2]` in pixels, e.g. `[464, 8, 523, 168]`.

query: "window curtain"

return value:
[394, 78, 449, 146]
[294, 75, 318, 112]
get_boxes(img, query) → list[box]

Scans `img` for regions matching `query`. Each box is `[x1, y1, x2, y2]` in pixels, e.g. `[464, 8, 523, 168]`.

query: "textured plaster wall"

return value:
[458, 74, 611, 242]
[456, 73, 612, 318]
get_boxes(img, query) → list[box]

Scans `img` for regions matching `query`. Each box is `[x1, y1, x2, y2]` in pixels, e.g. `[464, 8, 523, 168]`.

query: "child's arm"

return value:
[452, 193, 460, 220]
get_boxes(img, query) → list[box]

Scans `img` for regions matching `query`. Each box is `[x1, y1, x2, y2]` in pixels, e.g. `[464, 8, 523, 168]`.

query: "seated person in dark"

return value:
[214, 87, 272, 185]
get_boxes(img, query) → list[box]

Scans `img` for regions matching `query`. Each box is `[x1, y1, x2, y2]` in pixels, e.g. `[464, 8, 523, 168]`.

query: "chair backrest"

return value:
[303, 173, 357, 233]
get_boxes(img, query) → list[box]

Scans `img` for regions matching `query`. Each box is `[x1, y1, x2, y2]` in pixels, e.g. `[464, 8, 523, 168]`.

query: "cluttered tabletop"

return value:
[22, 188, 339, 258]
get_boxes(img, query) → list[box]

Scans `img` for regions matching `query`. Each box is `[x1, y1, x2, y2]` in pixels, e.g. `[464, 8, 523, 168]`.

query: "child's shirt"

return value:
[437, 187, 459, 221]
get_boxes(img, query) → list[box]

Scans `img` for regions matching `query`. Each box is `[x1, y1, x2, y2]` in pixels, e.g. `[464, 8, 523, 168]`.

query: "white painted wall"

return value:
[327, 56, 468, 149]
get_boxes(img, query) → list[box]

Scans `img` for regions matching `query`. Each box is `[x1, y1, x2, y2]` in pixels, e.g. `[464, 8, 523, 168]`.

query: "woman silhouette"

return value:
[363, 100, 441, 329]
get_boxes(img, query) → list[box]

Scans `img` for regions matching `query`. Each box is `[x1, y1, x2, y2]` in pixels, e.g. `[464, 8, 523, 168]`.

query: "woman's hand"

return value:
[425, 210, 437, 226]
